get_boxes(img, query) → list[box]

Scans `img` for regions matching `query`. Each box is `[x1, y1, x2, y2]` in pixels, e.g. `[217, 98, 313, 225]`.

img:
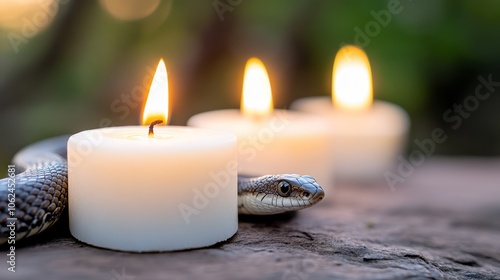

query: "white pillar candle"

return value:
[188, 110, 332, 186]
[68, 126, 237, 252]
[67, 59, 238, 252]
[291, 98, 409, 179]
[291, 46, 410, 180]
[188, 58, 333, 187]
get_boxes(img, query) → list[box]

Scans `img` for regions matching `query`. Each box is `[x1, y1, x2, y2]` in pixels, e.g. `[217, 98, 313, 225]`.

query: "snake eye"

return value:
[277, 181, 292, 197]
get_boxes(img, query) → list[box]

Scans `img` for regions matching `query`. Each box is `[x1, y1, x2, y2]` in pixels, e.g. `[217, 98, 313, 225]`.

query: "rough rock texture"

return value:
[1, 157, 500, 280]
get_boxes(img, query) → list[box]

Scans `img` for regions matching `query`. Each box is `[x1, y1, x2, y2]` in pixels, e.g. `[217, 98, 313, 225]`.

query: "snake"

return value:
[0, 135, 325, 245]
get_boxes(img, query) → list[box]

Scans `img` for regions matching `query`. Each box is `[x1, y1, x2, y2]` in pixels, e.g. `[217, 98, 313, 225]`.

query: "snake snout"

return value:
[298, 182, 325, 204]
[312, 188, 325, 202]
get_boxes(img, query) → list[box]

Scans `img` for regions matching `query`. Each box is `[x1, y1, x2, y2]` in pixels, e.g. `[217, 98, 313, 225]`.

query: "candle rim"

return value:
[68, 126, 237, 152]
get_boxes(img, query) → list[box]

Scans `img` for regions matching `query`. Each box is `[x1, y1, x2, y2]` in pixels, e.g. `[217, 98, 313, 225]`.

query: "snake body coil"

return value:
[0, 136, 324, 245]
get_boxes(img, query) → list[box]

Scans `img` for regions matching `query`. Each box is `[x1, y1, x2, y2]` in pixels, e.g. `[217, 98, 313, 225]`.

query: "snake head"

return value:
[275, 174, 325, 203]
[239, 174, 325, 215]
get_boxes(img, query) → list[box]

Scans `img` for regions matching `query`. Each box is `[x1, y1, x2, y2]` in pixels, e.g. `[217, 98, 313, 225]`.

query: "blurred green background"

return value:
[1, 0, 500, 172]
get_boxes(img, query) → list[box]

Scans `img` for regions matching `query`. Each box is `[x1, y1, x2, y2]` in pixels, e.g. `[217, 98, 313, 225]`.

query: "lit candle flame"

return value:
[241, 57, 274, 118]
[332, 45, 373, 111]
[142, 59, 169, 125]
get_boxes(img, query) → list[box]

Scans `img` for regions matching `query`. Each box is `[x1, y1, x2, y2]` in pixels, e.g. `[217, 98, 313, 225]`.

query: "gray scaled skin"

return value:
[0, 136, 69, 245]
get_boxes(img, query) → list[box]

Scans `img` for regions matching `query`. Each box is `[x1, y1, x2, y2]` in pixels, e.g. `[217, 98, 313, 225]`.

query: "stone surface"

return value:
[1, 157, 500, 280]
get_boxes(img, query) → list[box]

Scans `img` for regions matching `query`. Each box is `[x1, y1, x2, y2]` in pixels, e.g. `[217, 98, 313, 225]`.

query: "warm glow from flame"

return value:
[142, 59, 169, 125]
[0, 0, 59, 34]
[332, 45, 373, 110]
[241, 58, 273, 117]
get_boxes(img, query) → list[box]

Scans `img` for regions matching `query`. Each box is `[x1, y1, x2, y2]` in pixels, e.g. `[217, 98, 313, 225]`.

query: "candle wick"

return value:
[148, 120, 164, 136]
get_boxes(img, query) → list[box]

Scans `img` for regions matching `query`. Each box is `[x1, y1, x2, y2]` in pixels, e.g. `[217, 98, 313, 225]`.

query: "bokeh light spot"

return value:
[0, 0, 59, 35]
[99, 0, 160, 21]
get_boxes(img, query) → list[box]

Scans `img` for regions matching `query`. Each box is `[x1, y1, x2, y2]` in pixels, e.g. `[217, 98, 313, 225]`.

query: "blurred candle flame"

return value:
[241, 58, 274, 118]
[332, 45, 373, 111]
[142, 59, 169, 125]
[99, 0, 160, 21]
